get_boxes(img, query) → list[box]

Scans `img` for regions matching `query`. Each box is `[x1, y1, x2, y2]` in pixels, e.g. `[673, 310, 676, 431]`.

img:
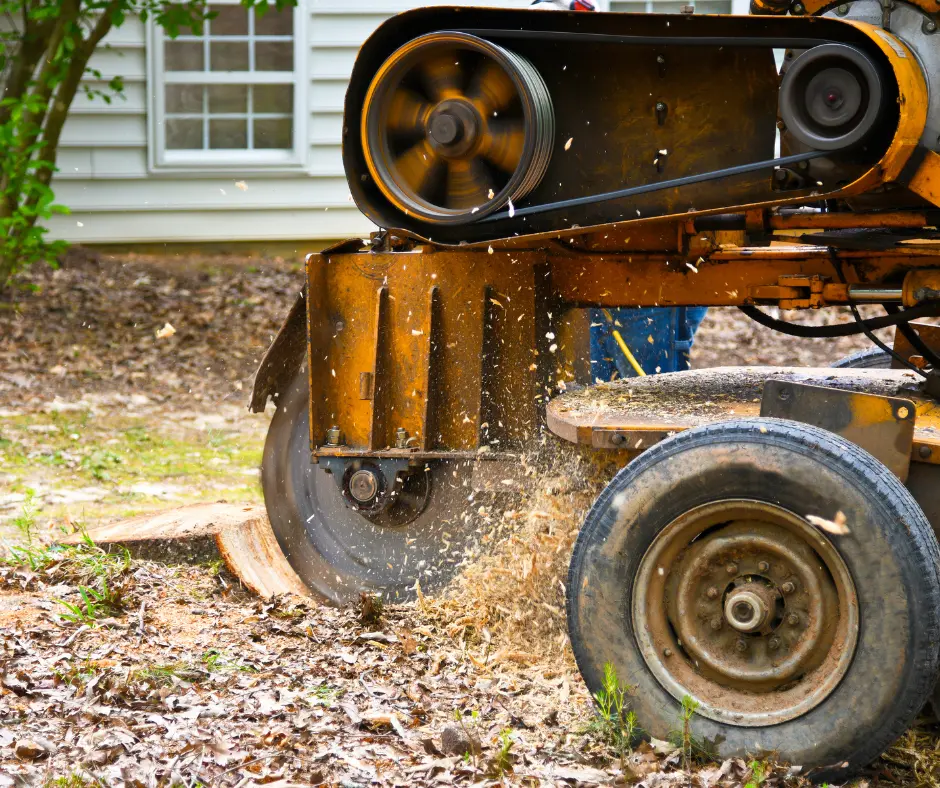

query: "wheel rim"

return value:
[361, 32, 554, 224]
[633, 500, 859, 726]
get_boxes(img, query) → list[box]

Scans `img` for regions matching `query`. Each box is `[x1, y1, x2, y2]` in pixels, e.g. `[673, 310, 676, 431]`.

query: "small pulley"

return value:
[779, 43, 887, 150]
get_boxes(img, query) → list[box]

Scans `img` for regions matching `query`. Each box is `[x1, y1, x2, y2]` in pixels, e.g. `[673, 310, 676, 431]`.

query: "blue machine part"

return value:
[589, 307, 709, 380]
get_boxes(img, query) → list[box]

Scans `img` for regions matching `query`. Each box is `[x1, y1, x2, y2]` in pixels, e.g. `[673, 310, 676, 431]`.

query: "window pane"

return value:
[166, 118, 203, 149]
[254, 84, 292, 114]
[165, 41, 204, 71]
[208, 84, 247, 113]
[255, 8, 293, 35]
[210, 40, 249, 71]
[210, 118, 247, 148]
[166, 84, 203, 113]
[255, 41, 292, 71]
[209, 4, 248, 35]
[254, 118, 292, 149]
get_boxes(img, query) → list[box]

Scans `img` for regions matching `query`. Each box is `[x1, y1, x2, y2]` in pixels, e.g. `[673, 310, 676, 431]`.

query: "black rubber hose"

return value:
[738, 302, 940, 337]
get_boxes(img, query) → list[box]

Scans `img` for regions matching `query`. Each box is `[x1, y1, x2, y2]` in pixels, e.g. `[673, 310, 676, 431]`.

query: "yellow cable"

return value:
[601, 309, 646, 377]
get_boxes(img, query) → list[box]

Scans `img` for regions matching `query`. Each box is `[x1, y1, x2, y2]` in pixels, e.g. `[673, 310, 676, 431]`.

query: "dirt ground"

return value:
[0, 252, 932, 787]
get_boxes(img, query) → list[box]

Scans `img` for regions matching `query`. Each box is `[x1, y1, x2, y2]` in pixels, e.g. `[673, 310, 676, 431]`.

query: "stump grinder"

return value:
[250, 2, 940, 778]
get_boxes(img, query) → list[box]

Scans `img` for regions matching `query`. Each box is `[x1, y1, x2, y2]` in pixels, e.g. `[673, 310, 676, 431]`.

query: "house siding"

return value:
[47, 0, 747, 244]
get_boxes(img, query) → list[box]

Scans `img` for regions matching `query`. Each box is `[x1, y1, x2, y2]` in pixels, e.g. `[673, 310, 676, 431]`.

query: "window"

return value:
[150, 2, 305, 170]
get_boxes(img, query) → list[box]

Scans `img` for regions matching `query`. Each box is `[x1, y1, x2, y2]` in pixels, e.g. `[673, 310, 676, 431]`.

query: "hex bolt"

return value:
[787, 612, 800, 626]
[792, 2, 805, 12]
[781, 581, 796, 595]
[768, 636, 781, 651]
[778, 386, 792, 401]
[726, 563, 738, 575]
[610, 433, 627, 446]
[836, 3, 850, 13]
[663, 647, 673, 657]
[710, 617, 723, 631]
[925, 18, 938, 33]
[706, 586, 720, 600]
[758, 561, 770, 573]
[735, 639, 748, 653]
[655, 102, 668, 126]
[774, 169, 788, 183]
[395, 427, 409, 449]
[326, 425, 343, 446]
[656, 54, 666, 64]
[919, 445, 932, 459]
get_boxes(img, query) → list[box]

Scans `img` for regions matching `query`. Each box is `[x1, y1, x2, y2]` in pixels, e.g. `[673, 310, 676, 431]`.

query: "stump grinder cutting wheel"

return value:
[251, 1, 940, 778]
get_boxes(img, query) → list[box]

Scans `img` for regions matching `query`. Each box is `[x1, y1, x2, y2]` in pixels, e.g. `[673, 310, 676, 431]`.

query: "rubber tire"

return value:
[567, 418, 940, 782]
[831, 346, 891, 369]
[261, 366, 481, 604]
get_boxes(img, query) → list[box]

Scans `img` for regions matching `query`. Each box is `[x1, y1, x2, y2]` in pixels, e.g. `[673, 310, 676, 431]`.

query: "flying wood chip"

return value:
[806, 511, 850, 535]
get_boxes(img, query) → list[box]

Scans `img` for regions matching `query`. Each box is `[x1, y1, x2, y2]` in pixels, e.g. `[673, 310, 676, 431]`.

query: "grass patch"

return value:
[0, 405, 265, 532]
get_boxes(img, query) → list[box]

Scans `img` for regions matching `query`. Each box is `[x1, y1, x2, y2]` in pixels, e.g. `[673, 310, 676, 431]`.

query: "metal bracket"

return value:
[760, 380, 915, 480]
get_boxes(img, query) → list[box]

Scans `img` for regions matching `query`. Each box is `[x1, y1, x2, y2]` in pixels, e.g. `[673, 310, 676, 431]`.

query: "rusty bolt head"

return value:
[781, 581, 796, 594]
[768, 636, 781, 651]
[726, 563, 738, 575]
[663, 647, 673, 657]
[735, 639, 748, 653]
[787, 612, 800, 626]
[706, 586, 720, 600]
[326, 426, 343, 446]
[395, 427, 409, 449]
[758, 561, 770, 573]
[710, 617, 722, 631]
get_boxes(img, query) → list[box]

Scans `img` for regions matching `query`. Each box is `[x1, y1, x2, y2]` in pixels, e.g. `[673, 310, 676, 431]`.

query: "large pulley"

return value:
[361, 32, 554, 224]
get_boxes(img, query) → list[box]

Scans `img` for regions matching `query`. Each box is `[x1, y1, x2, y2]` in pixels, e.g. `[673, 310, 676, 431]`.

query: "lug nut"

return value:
[735, 639, 748, 653]
[710, 617, 722, 631]
[726, 563, 738, 575]
[758, 561, 770, 573]
[663, 647, 673, 657]
[781, 581, 796, 595]
[706, 586, 720, 600]
[787, 612, 800, 626]
[768, 636, 781, 651]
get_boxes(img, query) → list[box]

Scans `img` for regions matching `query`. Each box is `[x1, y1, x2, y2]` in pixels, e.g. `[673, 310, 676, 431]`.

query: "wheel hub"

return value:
[634, 500, 859, 726]
[348, 468, 380, 504]
[724, 585, 774, 633]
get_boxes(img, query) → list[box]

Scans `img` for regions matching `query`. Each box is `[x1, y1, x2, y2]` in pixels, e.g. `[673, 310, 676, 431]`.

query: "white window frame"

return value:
[147, 1, 307, 173]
